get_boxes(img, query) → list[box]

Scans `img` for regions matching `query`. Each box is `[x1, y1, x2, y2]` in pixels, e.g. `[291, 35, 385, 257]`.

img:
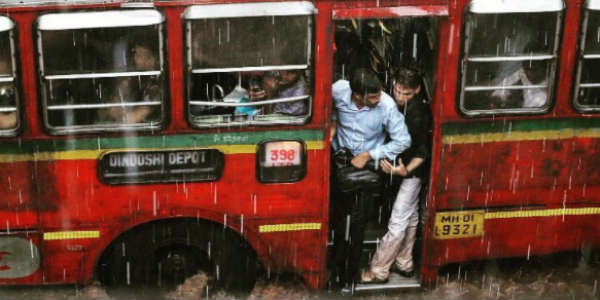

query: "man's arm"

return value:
[368, 107, 411, 161]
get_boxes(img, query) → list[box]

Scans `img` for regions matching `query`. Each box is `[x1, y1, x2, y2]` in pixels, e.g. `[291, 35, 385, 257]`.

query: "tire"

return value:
[98, 218, 257, 294]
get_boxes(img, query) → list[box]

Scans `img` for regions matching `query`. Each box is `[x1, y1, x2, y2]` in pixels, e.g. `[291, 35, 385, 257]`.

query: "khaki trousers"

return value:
[370, 177, 421, 279]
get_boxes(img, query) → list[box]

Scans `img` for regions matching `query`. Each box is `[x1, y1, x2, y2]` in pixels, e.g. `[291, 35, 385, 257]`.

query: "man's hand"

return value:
[249, 89, 267, 101]
[351, 151, 371, 169]
[329, 122, 337, 143]
[379, 159, 409, 177]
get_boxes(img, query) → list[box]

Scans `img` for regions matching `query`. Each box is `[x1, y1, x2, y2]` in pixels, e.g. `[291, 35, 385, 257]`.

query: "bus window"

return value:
[574, 0, 600, 112]
[0, 16, 19, 135]
[184, 2, 315, 128]
[37, 10, 166, 134]
[459, 0, 563, 116]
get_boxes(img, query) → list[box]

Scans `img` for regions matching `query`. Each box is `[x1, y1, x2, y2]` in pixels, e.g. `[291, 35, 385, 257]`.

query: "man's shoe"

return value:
[340, 285, 353, 296]
[391, 265, 414, 277]
[359, 269, 389, 284]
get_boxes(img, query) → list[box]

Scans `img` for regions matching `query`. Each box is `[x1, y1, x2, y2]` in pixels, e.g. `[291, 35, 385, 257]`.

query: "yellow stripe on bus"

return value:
[259, 222, 321, 233]
[0, 141, 325, 163]
[43, 230, 100, 240]
[484, 207, 600, 219]
[443, 128, 600, 145]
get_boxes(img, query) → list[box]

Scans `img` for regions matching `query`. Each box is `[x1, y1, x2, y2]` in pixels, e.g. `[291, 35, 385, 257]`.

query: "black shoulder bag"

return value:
[333, 148, 383, 193]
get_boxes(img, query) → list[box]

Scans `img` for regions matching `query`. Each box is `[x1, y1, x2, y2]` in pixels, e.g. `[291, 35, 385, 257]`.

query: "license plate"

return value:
[434, 210, 484, 239]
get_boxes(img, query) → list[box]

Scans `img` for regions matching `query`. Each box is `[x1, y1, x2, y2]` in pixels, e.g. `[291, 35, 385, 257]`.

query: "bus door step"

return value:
[354, 273, 421, 292]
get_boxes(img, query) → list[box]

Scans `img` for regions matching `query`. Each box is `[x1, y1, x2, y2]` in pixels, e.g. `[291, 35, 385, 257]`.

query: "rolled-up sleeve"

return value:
[369, 108, 411, 161]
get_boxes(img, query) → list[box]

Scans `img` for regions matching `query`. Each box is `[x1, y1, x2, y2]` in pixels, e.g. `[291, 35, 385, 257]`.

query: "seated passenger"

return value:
[245, 70, 307, 116]
[0, 58, 16, 129]
[490, 61, 547, 109]
[0, 84, 16, 129]
[97, 41, 160, 124]
[236, 71, 279, 116]
[272, 69, 307, 115]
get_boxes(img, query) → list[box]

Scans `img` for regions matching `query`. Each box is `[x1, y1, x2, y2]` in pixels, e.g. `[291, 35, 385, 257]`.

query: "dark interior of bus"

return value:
[329, 16, 439, 289]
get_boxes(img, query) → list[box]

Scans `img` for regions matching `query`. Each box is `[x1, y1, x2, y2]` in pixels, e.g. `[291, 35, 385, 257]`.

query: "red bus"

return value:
[0, 0, 598, 295]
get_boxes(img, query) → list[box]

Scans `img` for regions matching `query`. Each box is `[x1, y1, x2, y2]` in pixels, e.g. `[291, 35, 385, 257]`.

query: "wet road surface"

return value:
[0, 251, 598, 299]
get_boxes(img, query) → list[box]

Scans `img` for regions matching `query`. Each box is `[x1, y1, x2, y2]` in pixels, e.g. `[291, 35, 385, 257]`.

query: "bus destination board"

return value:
[99, 149, 224, 184]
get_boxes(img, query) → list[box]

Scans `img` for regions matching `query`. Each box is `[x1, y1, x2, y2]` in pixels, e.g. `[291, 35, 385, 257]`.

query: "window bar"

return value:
[466, 55, 554, 62]
[464, 84, 547, 91]
[191, 65, 308, 74]
[0, 107, 17, 113]
[0, 76, 14, 83]
[579, 83, 600, 88]
[45, 70, 161, 80]
[47, 101, 162, 110]
[190, 95, 309, 107]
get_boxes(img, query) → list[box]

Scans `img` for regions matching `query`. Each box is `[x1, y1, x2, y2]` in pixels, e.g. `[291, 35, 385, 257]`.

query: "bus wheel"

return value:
[97, 219, 257, 295]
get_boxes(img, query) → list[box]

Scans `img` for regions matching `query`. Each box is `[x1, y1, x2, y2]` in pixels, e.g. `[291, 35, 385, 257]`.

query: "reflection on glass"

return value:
[42, 27, 160, 74]
[576, 11, 600, 109]
[467, 13, 556, 57]
[584, 11, 600, 55]
[462, 12, 560, 113]
[40, 26, 164, 129]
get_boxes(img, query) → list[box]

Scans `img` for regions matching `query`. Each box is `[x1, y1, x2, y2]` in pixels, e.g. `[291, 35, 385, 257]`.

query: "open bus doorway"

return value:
[330, 14, 440, 292]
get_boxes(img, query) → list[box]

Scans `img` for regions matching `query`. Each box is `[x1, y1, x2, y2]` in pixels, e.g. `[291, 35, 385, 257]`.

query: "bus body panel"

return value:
[0, 0, 599, 290]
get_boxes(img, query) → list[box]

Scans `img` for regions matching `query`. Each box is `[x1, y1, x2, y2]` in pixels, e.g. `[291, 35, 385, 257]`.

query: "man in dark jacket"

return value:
[361, 68, 432, 283]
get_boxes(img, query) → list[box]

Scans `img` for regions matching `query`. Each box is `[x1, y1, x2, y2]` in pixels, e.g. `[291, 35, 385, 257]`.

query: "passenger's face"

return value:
[0, 59, 9, 75]
[279, 70, 300, 87]
[393, 83, 420, 106]
[133, 45, 156, 70]
[263, 75, 279, 98]
[354, 92, 381, 108]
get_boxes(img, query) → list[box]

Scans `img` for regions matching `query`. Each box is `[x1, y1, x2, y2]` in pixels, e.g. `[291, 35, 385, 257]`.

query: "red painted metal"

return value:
[332, 5, 448, 19]
[0, 0, 599, 291]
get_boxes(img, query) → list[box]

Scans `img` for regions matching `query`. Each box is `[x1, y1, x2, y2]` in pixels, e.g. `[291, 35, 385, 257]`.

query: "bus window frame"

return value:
[458, 1, 564, 117]
[183, 1, 316, 129]
[0, 16, 21, 137]
[573, 0, 600, 113]
[36, 9, 167, 135]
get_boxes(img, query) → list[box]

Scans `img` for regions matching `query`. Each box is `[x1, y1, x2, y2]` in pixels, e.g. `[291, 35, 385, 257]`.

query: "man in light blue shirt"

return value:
[330, 68, 410, 290]
[331, 78, 411, 165]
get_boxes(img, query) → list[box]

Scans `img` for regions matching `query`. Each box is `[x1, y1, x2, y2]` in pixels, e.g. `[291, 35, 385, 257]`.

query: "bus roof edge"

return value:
[468, 0, 564, 14]
[183, 1, 317, 19]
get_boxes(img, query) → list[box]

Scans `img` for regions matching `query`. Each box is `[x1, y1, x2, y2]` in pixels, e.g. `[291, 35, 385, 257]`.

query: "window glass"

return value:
[574, 9, 600, 110]
[186, 10, 313, 127]
[0, 23, 19, 134]
[38, 10, 165, 133]
[460, 10, 561, 115]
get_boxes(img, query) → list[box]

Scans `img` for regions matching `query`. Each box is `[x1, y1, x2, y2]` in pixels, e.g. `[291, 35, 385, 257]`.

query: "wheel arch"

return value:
[81, 212, 269, 285]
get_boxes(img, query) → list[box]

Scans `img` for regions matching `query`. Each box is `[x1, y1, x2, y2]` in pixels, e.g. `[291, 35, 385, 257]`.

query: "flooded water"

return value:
[0, 251, 598, 300]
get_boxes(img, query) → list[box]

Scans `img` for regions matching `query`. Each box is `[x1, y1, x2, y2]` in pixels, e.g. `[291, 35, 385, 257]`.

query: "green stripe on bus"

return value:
[0, 129, 324, 155]
[442, 118, 600, 136]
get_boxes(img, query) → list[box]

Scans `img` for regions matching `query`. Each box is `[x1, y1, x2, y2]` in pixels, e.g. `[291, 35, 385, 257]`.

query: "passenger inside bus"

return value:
[238, 71, 279, 116]
[0, 84, 16, 129]
[0, 56, 16, 129]
[492, 62, 547, 108]
[462, 20, 552, 111]
[246, 69, 308, 116]
[96, 39, 160, 124]
[187, 15, 311, 124]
